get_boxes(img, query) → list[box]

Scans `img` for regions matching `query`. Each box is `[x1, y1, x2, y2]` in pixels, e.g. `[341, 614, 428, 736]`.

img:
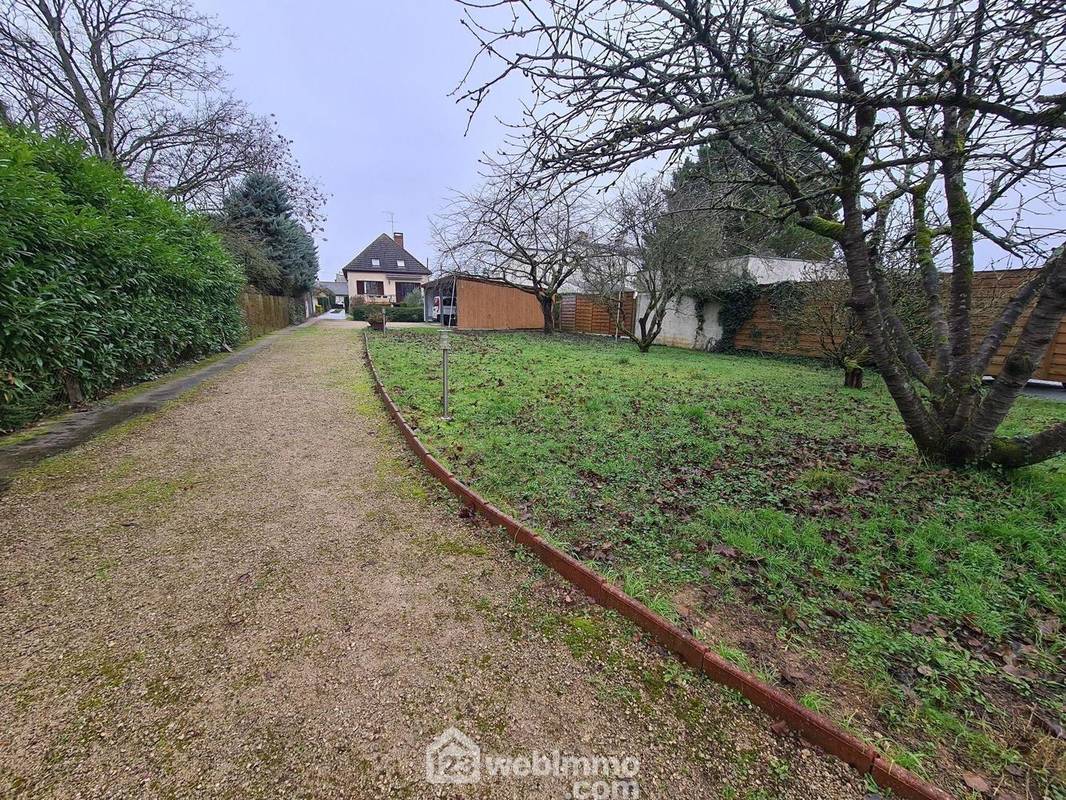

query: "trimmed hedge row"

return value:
[0, 127, 245, 431]
[350, 304, 424, 322]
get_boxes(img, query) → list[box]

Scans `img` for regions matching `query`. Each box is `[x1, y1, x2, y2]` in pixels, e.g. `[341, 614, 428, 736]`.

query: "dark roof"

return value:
[342, 234, 429, 275]
[316, 280, 347, 295]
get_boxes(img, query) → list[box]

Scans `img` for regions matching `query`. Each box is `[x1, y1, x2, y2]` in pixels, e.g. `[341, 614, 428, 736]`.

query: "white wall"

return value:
[636, 294, 722, 351]
[743, 256, 814, 284]
[714, 255, 823, 284]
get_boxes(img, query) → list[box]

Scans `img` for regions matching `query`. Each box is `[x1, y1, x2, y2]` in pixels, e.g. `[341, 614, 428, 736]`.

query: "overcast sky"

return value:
[197, 0, 521, 281]
[196, 0, 1059, 280]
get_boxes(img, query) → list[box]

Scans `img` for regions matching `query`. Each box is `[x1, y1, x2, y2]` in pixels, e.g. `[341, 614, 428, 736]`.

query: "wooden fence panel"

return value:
[559, 294, 577, 330]
[456, 278, 544, 330]
[733, 296, 826, 357]
[239, 288, 289, 339]
[559, 293, 635, 336]
[732, 269, 1066, 382]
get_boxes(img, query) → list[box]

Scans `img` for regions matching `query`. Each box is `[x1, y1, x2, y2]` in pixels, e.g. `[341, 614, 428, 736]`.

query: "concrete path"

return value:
[1022, 380, 1066, 403]
[0, 322, 309, 481]
[0, 320, 864, 799]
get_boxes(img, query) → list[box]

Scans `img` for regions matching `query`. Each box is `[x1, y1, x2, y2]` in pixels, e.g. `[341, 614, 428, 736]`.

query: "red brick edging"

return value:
[362, 333, 952, 800]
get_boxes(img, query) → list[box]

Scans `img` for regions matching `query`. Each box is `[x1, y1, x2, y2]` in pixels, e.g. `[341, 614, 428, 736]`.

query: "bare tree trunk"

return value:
[539, 295, 555, 334]
[633, 307, 664, 353]
[988, 423, 1066, 468]
[958, 253, 1066, 464]
[973, 271, 1048, 377]
[838, 185, 942, 456]
[912, 182, 951, 379]
[942, 113, 976, 393]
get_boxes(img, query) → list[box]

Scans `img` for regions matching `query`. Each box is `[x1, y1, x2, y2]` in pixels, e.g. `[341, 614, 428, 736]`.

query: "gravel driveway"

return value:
[0, 320, 866, 799]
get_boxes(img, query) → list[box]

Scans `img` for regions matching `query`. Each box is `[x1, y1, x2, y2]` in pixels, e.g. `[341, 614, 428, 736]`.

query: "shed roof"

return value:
[423, 273, 536, 293]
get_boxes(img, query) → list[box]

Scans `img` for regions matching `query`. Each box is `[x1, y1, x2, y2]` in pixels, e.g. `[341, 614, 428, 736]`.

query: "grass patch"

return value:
[90, 476, 186, 511]
[560, 615, 608, 658]
[428, 533, 489, 558]
[0, 419, 59, 449]
[369, 329, 1065, 789]
[80, 461, 202, 515]
[799, 690, 830, 713]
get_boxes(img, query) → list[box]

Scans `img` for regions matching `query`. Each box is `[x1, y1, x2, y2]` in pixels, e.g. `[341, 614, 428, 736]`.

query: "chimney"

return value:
[393, 231, 404, 250]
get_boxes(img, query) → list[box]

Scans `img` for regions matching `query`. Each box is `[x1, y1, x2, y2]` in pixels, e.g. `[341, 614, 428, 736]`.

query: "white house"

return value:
[341, 232, 430, 305]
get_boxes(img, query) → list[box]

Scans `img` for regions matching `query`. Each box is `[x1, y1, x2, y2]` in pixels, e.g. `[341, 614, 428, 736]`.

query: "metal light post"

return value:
[440, 328, 451, 420]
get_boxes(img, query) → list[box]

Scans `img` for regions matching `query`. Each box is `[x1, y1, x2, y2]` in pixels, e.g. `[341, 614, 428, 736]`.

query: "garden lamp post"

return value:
[440, 329, 451, 420]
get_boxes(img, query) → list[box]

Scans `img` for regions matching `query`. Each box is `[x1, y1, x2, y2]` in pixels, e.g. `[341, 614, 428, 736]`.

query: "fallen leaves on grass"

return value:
[961, 772, 991, 794]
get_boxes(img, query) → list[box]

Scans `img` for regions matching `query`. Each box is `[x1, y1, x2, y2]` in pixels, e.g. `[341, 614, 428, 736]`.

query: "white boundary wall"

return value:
[635, 294, 723, 351]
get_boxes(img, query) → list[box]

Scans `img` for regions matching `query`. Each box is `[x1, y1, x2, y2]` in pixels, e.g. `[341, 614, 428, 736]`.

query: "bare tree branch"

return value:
[432, 163, 600, 333]
[0, 0, 325, 228]
[455, 0, 1066, 467]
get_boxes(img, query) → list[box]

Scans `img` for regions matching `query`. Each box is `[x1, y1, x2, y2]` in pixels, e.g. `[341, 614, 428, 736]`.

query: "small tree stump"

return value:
[59, 369, 85, 405]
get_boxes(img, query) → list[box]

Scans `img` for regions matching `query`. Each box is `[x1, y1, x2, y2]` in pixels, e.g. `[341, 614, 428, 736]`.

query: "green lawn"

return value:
[368, 329, 1064, 792]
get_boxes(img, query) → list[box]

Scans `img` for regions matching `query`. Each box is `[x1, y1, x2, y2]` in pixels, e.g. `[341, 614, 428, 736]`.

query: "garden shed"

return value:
[422, 275, 544, 330]
[633, 257, 821, 351]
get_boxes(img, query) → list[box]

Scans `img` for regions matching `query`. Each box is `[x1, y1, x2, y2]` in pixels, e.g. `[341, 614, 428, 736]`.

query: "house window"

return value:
[371, 258, 380, 266]
[396, 260, 405, 267]
[356, 280, 385, 296]
[396, 281, 420, 301]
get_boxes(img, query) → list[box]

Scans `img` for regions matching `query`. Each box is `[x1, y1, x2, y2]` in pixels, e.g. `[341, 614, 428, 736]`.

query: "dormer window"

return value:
[397, 260, 405, 267]
[371, 258, 380, 266]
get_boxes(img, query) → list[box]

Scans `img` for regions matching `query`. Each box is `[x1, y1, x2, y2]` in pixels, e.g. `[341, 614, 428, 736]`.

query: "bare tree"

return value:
[776, 256, 937, 389]
[456, 0, 1066, 467]
[433, 166, 599, 333]
[585, 178, 732, 352]
[0, 0, 324, 228]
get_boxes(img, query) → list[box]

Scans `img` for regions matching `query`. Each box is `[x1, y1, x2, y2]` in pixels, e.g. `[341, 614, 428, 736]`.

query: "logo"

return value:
[424, 728, 639, 797]
[425, 726, 481, 784]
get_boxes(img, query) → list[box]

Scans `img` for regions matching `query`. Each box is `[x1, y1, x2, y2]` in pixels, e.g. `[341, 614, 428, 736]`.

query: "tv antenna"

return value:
[383, 210, 396, 234]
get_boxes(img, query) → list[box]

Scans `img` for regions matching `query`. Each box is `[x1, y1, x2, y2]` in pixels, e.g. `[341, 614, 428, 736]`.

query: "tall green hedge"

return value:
[0, 127, 245, 431]
[350, 304, 424, 322]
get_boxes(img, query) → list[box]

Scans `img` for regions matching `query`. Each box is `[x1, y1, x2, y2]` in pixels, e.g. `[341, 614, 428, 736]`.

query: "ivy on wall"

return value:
[674, 279, 814, 353]
[764, 281, 808, 317]
[698, 280, 812, 352]
[709, 283, 761, 351]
